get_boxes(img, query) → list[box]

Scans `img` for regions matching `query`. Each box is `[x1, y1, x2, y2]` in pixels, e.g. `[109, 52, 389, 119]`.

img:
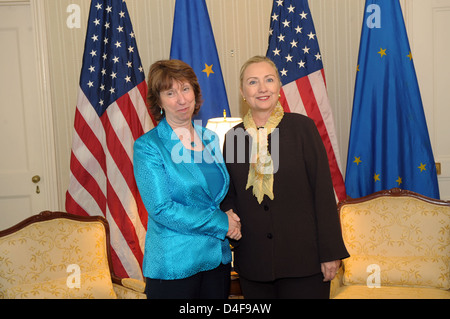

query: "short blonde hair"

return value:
[239, 56, 281, 89]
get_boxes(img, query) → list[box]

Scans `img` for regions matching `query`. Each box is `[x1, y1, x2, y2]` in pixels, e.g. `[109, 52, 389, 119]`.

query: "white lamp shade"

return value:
[206, 117, 243, 152]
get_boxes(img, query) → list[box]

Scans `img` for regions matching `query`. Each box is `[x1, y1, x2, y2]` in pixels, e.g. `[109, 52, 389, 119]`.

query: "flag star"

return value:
[114, 41, 122, 48]
[285, 54, 293, 62]
[139, 66, 144, 73]
[298, 60, 306, 68]
[378, 48, 387, 58]
[269, 28, 273, 36]
[276, 0, 284, 6]
[396, 177, 403, 186]
[100, 84, 105, 91]
[130, 31, 136, 38]
[407, 51, 413, 61]
[101, 69, 107, 76]
[87, 81, 94, 88]
[109, 87, 116, 94]
[353, 157, 362, 165]
[280, 68, 288, 77]
[307, 31, 316, 40]
[111, 72, 117, 79]
[89, 65, 96, 73]
[202, 64, 214, 78]
[302, 46, 310, 54]
[295, 26, 303, 34]
[117, 26, 124, 33]
[277, 34, 285, 42]
[128, 46, 135, 53]
[91, 34, 99, 42]
[90, 50, 97, 57]
[95, 3, 102, 10]
[418, 163, 427, 172]
[125, 76, 131, 83]
[106, 6, 112, 13]
[112, 56, 120, 64]
[93, 19, 100, 26]
[374, 173, 381, 182]
[99, 100, 104, 106]
[290, 39, 298, 48]
[282, 19, 291, 28]
[126, 61, 133, 68]
[104, 22, 110, 29]
[272, 13, 279, 21]
[273, 48, 281, 56]
[104, 37, 109, 45]
[102, 53, 108, 61]
[119, 11, 126, 18]
[300, 11, 308, 19]
[315, 53, 322, 60]
[287, 4, 295, 13]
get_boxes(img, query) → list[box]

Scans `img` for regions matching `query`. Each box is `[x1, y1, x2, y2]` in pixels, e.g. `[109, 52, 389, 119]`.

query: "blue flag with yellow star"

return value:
[170, 0, 230, 126]
[345, 0, 440, 199]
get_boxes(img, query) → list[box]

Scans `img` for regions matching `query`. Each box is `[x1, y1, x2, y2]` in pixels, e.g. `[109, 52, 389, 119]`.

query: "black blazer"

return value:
[221, 113, 349, 282]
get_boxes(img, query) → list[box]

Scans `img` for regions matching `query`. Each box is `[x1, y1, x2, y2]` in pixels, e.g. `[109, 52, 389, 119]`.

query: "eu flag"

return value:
[345, 0, 440, 199]
[170, 0, 230, 126]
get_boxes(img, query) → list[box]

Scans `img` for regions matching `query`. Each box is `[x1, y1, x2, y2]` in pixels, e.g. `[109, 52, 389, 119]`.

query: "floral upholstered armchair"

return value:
[0, 211, 146, 299]
[331, 188, 450, 299]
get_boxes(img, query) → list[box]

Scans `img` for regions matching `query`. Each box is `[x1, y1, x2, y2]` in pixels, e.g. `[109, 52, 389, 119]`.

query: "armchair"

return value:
[331, 188, 450, 299]
[0, 211, 146, 299]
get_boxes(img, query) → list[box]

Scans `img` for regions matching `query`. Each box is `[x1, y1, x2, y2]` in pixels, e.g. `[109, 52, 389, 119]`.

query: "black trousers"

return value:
[239, 273, 330, 299]
[145, 263, 231, 299]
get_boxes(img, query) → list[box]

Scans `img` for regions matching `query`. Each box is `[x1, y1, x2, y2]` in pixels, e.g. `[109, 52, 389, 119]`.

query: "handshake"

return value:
[225, 209, 242, 241]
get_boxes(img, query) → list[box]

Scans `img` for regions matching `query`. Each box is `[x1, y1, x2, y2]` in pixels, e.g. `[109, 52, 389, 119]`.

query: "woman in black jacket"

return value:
[221, 56, 349, 299]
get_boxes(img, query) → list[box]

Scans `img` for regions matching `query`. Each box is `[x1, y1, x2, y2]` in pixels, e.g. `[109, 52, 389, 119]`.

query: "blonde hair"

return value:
[239, 56, 281, 89]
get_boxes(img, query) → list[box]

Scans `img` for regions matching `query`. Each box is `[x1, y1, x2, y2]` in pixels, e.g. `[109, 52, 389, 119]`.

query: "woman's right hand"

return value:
[225, 209, 242, 240]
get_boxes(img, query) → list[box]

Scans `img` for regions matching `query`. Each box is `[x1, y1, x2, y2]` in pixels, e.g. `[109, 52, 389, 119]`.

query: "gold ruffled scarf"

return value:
[243, 103, 284, 204]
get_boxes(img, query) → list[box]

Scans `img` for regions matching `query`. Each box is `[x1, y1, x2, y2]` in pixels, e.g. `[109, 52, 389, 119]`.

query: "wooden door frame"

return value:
[30, 0, 59, 210]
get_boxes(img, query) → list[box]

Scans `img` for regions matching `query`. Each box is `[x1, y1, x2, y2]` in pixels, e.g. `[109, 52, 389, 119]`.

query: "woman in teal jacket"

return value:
[134, 60, 241, 299]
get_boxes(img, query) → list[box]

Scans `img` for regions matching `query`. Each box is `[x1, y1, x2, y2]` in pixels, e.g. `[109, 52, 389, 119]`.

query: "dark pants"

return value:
[145, 263, 231, 299]
[239, 273, 330, 299]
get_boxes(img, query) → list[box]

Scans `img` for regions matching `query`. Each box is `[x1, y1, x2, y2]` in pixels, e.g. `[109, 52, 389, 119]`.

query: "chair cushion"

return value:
[0, 218, 117, 299]
[343, 255, 449, 289]
[332, 285, 450, 299]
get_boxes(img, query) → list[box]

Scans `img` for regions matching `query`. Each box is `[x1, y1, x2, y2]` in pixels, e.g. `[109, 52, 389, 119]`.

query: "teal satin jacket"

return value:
[133, 119, 231, 280]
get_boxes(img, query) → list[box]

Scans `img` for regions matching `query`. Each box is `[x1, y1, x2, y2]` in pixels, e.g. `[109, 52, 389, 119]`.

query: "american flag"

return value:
[266, 0, 346, 202]
[65, 0, 155, 280]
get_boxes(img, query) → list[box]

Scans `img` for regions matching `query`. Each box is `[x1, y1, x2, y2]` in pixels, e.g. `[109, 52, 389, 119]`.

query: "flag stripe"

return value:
[134, 81, 157, 129]
[295, 74, 346, 199]
[267, 0, 347, 202]
[69, 151, 107, 214]
[66, 0, 154, 279]
[105, 181, 144, 264]
[65, 192, 89, 217]
[67, 171, 104, 217]
[116, 91, 145, 142]
[282, 81, 306, 116]
[74, 107, 107, 174]
[107, 216, 142, 279]
[71, 128, 108, 198]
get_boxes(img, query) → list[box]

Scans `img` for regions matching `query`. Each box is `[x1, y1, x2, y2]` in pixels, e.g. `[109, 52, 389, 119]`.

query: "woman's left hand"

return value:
[321, 260, 341, 282]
